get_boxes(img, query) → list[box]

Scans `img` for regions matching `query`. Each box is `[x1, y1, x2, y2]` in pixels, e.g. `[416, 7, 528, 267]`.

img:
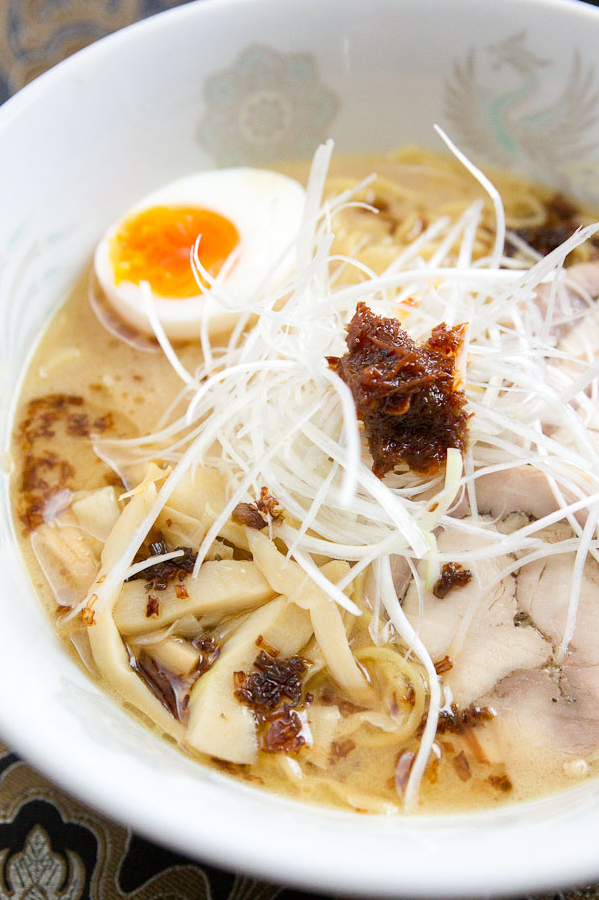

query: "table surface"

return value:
[2, 1, 599, 897]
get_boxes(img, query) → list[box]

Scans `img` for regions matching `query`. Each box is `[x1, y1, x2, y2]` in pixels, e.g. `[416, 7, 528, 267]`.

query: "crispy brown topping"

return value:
[192, 634, 221, 675]
[174, 584, 189, 600]
[231, 502, 267, 529]
[434, 655, 453, 675]
[65, 413, 89, 437]
[436, 703, 495, 735]
[234, 651, 308, 712]
[234, 645, 310, 754]
[232, 487, 284, 530]
[16, 394, 116, 533]
[262, 706, 305, 753]
[488, 773, 513, 793]
[433, 562, 472, 599]
[256, 487, 284, 523]
[328, 303, 468, 477]
[255, 634, 280, 657]
[81, 594, 97, 626]
[126, 542, 197, 591]
[145, 596, 160, 618]
[453, 750, 471, 781]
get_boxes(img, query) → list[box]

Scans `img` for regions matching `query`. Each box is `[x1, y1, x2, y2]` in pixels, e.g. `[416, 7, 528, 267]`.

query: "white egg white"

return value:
[94, 168, 306, 341]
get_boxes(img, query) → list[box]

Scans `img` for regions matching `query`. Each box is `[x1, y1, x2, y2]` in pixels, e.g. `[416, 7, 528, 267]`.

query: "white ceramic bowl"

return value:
[2, 0, 599, 895]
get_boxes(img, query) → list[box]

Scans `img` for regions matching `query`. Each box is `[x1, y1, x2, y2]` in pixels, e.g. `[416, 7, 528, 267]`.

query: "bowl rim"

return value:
[3, 0, 599, 896]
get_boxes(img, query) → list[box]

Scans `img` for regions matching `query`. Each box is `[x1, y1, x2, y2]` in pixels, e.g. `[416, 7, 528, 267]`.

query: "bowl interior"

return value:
[2, 0, 599, 895]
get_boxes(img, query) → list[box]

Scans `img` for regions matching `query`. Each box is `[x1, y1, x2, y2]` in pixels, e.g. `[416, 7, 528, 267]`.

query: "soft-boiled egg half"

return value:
[94, 168, 306, 341]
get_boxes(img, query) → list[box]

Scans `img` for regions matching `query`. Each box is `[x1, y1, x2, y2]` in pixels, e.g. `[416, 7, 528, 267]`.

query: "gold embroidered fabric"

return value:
[0, 1, 190, 101]
[0, 741, 283, 900]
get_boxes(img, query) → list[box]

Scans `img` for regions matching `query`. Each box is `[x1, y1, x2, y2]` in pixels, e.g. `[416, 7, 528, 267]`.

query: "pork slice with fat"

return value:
[481, 667, 599, 791]
[402, 521, 550, 706]
[516, 525, 599, 669]
[478, 532, 599, 788]
[472, 466, 562, 521]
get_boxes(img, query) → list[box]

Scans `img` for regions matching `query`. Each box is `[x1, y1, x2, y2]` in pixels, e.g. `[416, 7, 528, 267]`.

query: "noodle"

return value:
[10, 146, 599, 814]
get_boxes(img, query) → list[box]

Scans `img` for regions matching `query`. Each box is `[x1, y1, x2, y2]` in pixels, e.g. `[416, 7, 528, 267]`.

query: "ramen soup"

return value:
[10, 143, 599, 814]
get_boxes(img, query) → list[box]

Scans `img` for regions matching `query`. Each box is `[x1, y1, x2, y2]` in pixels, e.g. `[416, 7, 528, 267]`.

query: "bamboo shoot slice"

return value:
[86, 479, 185, 741]
[70, 486, 120, 541]
[246, 530, 372, 705]
[31, 523, 100, 608]
[186, 596, 313, 764]
[114, 560, 274, 634]
[150, 637, 200, 675]
[167, 466, 248, 549]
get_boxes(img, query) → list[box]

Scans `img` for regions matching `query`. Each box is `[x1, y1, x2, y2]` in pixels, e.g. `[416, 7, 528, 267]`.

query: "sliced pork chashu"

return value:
[476, 523, 599, 786]
[516, 528, 599, 703]
[480, 667, 599, 791]
[402, 520, 550, 706]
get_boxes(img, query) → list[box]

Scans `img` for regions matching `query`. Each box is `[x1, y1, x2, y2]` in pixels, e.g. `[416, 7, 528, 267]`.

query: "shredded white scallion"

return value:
[86, 138, 599, 808]
[125, 549, 185, 580]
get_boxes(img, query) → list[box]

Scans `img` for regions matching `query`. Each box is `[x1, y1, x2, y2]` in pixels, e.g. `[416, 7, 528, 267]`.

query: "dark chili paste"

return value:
[434, 655, 453, 675]
[255, 486, 284, 522]
[145, 595, 160, 617]
[231, 503, 267, 529]
[234, 647, 310, 753]
[234, 650, 307, 711]
[192, 634, 221, 675]
[126, 541, 197, 591]
[262, 706, 305, 753]
[328, 303, 469, 477]
[433, 562, 472, 599]
[511, 193, 599, 261]
[436, 703, 495, 735]
[232, 487, 284, 530]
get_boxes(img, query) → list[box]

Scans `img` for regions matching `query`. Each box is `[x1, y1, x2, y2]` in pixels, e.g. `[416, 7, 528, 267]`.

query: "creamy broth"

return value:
[10, 149, 599, 814]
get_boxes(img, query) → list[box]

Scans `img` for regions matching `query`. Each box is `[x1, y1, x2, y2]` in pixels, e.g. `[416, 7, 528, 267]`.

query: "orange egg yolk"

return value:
[109, 206, 240, 299]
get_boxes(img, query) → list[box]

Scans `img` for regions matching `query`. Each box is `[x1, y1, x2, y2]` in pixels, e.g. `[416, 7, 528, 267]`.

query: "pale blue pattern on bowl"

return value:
[444, 32, 599, 203]
[199, 43, 339, 165]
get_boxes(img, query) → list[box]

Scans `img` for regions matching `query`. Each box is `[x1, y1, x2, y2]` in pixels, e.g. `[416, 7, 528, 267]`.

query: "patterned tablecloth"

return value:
[2, 2, 599, 898]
